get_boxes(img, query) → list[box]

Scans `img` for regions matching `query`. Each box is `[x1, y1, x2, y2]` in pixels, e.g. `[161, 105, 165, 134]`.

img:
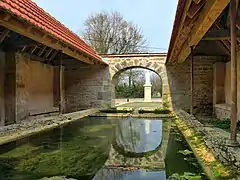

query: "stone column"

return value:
[144, 71, 152, 102]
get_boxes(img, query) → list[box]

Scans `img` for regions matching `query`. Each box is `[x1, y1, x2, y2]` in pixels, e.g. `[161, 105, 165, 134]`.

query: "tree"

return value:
[82, 11, 147, 54]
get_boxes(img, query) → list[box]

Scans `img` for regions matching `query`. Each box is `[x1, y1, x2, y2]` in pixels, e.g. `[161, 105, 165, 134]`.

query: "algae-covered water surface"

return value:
[0, 117, 207, 180]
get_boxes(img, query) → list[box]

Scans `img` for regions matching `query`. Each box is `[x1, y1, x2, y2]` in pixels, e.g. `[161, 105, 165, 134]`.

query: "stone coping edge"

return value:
[175, 109, 238, 179]
[90, 113, 174, 118]
[0, 108, 99, 146]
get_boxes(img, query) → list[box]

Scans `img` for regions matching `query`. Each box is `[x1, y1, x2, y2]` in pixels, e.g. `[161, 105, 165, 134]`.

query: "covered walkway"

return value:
[0, 0, 110, 126]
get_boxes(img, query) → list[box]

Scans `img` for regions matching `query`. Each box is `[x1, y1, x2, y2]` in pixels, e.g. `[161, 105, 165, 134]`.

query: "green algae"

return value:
[174, 116, 239, 179]
[0, 117, 115, 180]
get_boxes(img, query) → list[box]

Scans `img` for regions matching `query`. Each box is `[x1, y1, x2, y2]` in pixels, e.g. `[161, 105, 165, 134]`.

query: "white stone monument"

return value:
[144, 71, 152, 102]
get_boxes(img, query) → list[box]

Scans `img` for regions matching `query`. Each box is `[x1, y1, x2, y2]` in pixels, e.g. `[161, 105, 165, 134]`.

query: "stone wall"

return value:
[215, 104, 231, 121]
[167, 56, 224, 115]
[65, 63, 111, 112]
[166, 59, 191, 111]
[103, 54, 171, 108]
[177, 110, 240, 171]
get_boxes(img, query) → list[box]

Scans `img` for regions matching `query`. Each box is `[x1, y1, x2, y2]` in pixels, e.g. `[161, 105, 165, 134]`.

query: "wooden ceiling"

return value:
[167, 0, 230, 64]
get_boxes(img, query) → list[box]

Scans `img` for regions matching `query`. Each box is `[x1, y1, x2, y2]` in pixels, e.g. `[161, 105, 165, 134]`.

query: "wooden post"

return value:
[59, 59, 65, 114]
[0, 52, 5, 126]
[229, 0, 239, 146]
[190, 46, 194, 115]
[4, 51, 16, 125]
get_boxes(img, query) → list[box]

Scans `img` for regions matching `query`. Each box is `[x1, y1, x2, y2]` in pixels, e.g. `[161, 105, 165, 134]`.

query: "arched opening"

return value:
[111, 66, 163, 106]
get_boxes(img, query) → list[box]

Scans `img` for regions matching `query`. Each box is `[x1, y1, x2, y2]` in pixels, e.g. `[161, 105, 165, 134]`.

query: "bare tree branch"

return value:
[81, 11, 147, 54]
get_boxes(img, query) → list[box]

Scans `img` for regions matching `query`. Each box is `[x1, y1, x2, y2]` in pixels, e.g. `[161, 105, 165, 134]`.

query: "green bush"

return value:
[100, 108, 133, 113]
[138, 108, 171, 114]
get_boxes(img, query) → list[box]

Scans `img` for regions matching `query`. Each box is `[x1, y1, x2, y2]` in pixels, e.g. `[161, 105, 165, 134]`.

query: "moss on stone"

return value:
[175, 116, 238, 179]
[0, 120, 115, 180]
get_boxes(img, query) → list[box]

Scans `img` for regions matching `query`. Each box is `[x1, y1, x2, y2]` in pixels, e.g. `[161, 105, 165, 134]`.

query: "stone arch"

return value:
[103, 54, 170, 107]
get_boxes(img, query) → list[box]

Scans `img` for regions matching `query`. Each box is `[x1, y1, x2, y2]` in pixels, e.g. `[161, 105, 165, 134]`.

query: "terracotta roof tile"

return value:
[0, 0, 105, 64]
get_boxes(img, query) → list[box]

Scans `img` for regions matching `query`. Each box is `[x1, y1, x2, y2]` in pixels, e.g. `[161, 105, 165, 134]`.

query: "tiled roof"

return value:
[0, 0, 105, 64]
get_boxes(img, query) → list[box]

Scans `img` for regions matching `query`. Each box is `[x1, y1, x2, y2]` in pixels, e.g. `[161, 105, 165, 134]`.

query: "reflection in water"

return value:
[93, 168, 166, 180]
[115, 119, 162, 153]
[0, 117, 207, 180]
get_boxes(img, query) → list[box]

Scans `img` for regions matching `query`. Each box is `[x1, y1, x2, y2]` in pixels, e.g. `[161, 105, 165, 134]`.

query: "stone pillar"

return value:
[4, 51, 16, 125]
[144, 71, 152, 102]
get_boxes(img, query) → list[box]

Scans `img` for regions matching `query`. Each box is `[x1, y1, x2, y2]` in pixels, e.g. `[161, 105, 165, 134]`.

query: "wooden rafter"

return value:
[216, 41, 230, 55]
[0, 11, 94, 64]
[38, 46, 47, 56]
[177, 0, 230, 63]
[49, 50, 58, 61]
[203, 29, 240, 40]
[168, 0, 193, 63]
[193, 0, 202, 4]
[187, 0, 206, 19]
[44, 48, 53, 59]
[0, 29, 10, 44]
[30, 45, 38, 54]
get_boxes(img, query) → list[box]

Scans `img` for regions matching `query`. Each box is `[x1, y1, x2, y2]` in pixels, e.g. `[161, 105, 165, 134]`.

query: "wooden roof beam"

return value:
[187, 0, 206, 19]
[177, 0, 230, 63]
[0, 11, 94, 65]
[0, 29, 10, 44]
[168, 0, 193, 63]
[193, 0, 202, 4]
[202, 29, 240, 40]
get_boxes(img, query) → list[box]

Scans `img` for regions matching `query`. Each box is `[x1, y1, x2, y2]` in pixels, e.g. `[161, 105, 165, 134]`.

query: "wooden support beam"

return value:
[0, 29, 10, 44]
[229, 0, 239, 146]
[59, 59, 65, 113]
[187, 0, 206, 19]
[44, 48, 53, 59]
[49, 50, 58, 61]
[202, 29, 240, 40]
[185, 14, 199, 26]
[178, 0, 230, 63]
[193, 0, 202, 4]
[190, 46, 194, 115]
[168, 0, 193, 62]
[30, 45, 38, 54]
[38, 46, 47, 56]
[0, 12, 94, 65]
[4, 51, 16, 125]
[216, 41, 230, 55]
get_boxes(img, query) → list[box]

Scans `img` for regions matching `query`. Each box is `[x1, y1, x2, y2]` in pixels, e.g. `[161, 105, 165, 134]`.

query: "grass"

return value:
[100, 108, 133, 113]
[138, 108, 171, 114]
[211, 119, 240, 132]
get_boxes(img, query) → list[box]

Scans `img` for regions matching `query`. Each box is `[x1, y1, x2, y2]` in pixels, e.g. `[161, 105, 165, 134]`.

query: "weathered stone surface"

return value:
[177, 110, 240, 171]
[65, 64, 111, 112]
[167, 56, 225, 115]
[103, 54, 171, 108]
[0, 109, 99, 145]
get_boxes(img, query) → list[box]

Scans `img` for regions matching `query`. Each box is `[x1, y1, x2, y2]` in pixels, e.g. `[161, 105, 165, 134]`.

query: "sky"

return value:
[33, 0, 177, 53]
